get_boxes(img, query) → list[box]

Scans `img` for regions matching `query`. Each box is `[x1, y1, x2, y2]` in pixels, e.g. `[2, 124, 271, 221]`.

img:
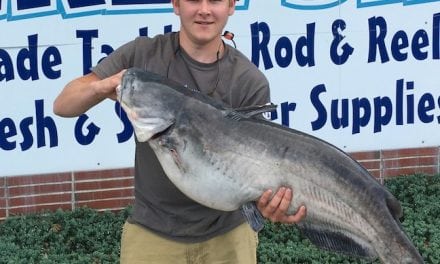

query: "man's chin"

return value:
[193, 34, 220, 45]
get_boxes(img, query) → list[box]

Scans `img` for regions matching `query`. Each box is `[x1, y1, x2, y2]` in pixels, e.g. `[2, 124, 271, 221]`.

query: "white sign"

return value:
[1, 0, 439, 176]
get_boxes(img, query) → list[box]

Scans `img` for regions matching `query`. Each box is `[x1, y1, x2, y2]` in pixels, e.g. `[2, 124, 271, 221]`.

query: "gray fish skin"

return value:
[117, 68, 424, 264]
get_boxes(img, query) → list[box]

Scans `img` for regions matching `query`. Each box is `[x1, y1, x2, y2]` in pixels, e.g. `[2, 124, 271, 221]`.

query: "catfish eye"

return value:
[132, 80, 142, 91]
[130, 80, 138, 93]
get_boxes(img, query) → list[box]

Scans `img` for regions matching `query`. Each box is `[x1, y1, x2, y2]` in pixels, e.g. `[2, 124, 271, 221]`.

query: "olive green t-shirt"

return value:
[93, 32, 270, 242]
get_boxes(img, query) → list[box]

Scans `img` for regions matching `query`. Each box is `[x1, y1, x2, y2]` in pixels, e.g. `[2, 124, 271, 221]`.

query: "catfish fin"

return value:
[297, 222, 378, 260]
[224, 110, 245, 121]
[386, 195, 403, 221]
[241, 202, 265, 232]
[132, 117, 175, 142]
[234, 104, 277, 118]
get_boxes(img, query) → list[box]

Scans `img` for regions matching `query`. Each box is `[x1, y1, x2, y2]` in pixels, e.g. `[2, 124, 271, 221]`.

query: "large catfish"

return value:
[117, 68, 424, 264]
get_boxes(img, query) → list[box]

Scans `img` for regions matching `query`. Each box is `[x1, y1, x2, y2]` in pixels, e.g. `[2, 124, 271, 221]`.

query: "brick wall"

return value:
[1, 146, 439, 220]
[350, 146, 439, 182]
[0, 168, 134, 220]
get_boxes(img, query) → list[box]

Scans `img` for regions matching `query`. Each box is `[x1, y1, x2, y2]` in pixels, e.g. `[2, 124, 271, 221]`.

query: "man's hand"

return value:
[256, 187, 306, 224]
[94, 69, 126, 101]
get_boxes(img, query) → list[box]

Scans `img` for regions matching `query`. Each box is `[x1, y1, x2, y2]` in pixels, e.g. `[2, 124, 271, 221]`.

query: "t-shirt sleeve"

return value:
[92, 39, 137, 79]
[236, 64, 271, 107]
[225, 47, 271, 108]
[243, 72, 271, 106]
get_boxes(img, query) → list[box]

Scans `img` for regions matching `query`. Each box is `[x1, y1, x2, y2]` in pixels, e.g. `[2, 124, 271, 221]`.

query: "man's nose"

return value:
[198, 0, 211, 15]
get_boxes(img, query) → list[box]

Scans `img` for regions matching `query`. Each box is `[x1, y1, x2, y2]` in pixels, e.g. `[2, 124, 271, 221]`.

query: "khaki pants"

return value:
[120, 221, 258, 264]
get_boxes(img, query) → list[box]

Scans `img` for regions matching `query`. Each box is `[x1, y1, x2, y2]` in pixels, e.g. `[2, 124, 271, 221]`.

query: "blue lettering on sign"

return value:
[251, 21, 315, 70]
[367, 15, 440, 63]
[282, 0, 348, 10]
[76, 30, 99, 75]
[114, 102, 133, 143]
[2, 0, 249, 21]
[330, 19, 354, 65]
[0, 99, 58, 151]
[0, 0, 4, 20]
[267, 102, 298, 127]
[17, 0, 51, 10]
[282, 0, 440, 10]
[67, 0, 106, 9]
[74, 114, 101, 145]
[112, 0, 170, 4]
[0, 34, 62, 82]
[309, 80, 440, 134]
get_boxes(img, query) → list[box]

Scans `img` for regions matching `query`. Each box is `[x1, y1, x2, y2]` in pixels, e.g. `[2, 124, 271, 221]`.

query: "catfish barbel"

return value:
[117, 68, 424, 264]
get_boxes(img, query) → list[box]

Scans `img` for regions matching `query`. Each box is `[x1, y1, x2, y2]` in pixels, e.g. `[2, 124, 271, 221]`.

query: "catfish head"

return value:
[116, 68, 182, 142]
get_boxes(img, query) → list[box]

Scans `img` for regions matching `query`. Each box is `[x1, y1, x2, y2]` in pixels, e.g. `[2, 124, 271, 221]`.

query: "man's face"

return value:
[173, 0, 235, 46]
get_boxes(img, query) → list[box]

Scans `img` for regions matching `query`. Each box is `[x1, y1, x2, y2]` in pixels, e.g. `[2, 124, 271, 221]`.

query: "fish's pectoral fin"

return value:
[233, 104, 277, 118]
[297, 222, 378, 260]
[386, 195, 403, 221]
[224, 104, 278, 122]
[223, 110, 245, 121]
[132, 117, 175, 142]
[241, 202, 265, 232]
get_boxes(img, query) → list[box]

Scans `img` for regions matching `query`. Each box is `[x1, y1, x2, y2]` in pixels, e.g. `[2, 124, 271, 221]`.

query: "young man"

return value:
[54, 0, 306, 263]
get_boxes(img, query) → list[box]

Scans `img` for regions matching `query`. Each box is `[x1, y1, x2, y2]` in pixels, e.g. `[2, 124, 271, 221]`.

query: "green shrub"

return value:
[0, 174, 438, 263]
[0, 207, 131, 264]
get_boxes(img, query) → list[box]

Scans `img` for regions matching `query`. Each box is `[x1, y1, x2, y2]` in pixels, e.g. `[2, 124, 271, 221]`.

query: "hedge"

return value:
[0, 174, 438, 263]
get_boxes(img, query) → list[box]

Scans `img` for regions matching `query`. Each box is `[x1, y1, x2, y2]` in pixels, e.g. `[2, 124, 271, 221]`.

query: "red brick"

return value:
[8, 183, 72, 197]
[383, 166, 437, 178]
[0, 209, 6, 220]
[75, 178, 133, 191]
[358, 160, 381, 171]
[74, 168, 134, 181]
[383, 156, 438, 169]
[350, 150, 381, 161]
[382, 147, 439, 159]
[75, 198, 133, 210]
[0, 177, 5, 202]
[368, 170, 381, 178]
[7, 173, 71, 187]
[9, 193, 72, 207]
[0, 198, 6, 208]
[75, 188, 134, 202]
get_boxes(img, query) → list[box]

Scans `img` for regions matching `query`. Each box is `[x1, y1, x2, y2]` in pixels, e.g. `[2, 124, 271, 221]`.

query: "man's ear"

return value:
[229, 0, 236, 16]
[172, 0, 180, 15]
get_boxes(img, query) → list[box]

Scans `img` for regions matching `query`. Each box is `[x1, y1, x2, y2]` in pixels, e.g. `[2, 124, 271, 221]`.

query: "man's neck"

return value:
[178, 32, 224, 63]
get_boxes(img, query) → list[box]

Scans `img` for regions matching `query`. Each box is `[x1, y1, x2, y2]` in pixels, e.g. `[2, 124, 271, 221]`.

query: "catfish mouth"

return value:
[117, 69, 137, 105]
[116, 68, 178, 142]
[151, 123, 174, 140]
[116, 84, 133, 118]
[121, 103, 138, 122]
[116, 80, 142, 129]
[116, 84, 122, 99]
